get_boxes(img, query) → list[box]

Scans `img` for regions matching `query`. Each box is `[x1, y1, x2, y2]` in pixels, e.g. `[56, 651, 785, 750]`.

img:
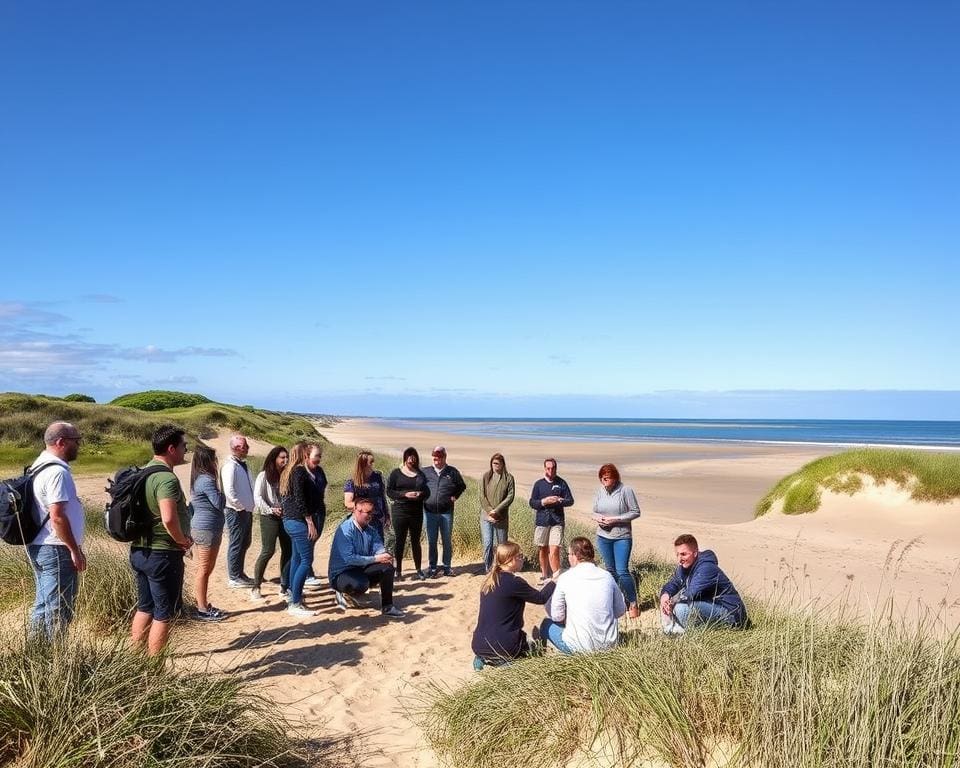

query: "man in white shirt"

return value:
[540, 536, 625, 654]
[27, 421, 87, 640]
[221, 434, 255, 587]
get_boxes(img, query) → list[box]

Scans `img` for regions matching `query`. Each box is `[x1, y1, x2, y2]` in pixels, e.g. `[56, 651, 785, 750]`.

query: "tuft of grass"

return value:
[418, 604, 960, 768]
[0, 632, 325, 767]
[755, 448, 960, 516]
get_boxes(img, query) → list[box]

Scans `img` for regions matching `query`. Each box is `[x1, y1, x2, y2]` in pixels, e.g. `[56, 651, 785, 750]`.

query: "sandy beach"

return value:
[67, 421, 960, 768]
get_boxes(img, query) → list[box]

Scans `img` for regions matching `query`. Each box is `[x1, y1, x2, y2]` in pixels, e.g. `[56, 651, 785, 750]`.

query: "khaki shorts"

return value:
[534, 524, 564, 547]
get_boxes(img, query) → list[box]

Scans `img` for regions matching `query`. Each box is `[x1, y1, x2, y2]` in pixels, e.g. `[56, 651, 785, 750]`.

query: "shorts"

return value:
[191, 528, 223, 548]
[130, 548, 184, 622]
[534, 524, 564, 547]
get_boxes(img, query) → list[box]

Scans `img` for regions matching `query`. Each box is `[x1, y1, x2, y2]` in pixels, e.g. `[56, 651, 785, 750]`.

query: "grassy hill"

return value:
[0, 391, 325, 474]
[755, 448, 960, 516]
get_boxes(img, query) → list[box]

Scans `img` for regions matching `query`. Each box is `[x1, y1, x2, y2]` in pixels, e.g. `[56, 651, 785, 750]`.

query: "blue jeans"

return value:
[661, 600, 736, 635]
[480, 517, 508, 572]
[284, 518, 315, 604]
[424, 512, 453, 571]
[27, 544, 78, 641]
[596, 536, 638, 606]
[224, 507, 253, 580]
[539, 618, 574, 655]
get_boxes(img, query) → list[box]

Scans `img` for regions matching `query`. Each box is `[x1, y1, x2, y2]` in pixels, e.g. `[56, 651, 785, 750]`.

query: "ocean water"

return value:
[383, 418, 960, 449]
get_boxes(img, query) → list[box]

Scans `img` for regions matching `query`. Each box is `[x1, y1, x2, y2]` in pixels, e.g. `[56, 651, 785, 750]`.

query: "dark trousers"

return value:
[392, 511, 423, 575]
[332, 562, 394, 609]
[224, 507, 253, 580]
[253, 514, 292, 589]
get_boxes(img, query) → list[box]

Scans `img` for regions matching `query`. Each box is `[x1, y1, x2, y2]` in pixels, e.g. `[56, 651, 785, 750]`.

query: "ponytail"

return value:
[481, 541, 522, 595]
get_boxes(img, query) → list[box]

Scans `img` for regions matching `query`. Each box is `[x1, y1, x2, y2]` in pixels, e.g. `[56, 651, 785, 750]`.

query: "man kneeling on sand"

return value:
[659, 534, 748, 634]
[329, 497, 405, 619]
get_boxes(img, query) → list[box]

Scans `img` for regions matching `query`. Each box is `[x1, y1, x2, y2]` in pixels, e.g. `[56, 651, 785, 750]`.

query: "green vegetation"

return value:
[61, 393, 95, 403]
[419, 604, 960, 768]
[0, 634, 330, 768]
[0, 392, 322, 474]
[755, 448, 960, 516]
[110, 389, 212, 410]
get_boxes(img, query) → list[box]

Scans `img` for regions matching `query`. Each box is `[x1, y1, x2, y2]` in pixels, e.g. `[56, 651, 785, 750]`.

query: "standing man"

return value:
[422, 445, 466, 577]
[529, 457, 574, 584]
[130, 425, 193, 655]
[328, 497, 405, 618]
[27, 421, 87, 640]
[221, 434, 255, 587]
[659, 534, 748, 634]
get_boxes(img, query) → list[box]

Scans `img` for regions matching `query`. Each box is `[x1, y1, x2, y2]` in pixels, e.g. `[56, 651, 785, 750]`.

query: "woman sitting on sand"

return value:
[344, 450, 390, 540]
[479, 452, 515, 574]
[250, 445, 290, 602]
[592, 463, 641, 618]
[386, 447, 430, 581]
[280, 442, 327, 618]
[189, 445, 226, 621]
[471, 541, 555, 668]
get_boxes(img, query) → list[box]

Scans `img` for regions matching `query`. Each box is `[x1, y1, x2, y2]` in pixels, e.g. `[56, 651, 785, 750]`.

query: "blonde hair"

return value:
[352, 450, 375, 489]
[481, 541, 522, 595]
[280, 441, 315, 496]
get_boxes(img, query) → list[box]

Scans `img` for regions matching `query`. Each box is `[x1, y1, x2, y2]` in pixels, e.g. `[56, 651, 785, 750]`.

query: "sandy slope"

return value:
[69, 422, 960, 768]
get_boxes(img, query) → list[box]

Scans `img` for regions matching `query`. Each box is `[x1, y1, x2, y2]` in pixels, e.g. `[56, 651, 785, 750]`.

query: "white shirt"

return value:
[548, 561, 626, 652]
[221, 455, 255, 512]
[29, 450, 84, 548]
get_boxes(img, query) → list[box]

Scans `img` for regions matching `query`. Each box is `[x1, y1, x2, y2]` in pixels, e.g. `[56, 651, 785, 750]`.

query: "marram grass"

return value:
[755, 448, 960, 516]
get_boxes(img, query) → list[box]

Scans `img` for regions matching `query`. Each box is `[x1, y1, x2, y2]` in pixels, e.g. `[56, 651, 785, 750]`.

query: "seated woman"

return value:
[471, 541, 555, 668]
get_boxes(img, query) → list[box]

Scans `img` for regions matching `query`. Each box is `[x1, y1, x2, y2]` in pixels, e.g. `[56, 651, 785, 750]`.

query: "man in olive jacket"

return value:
[422, 445, 466, 577]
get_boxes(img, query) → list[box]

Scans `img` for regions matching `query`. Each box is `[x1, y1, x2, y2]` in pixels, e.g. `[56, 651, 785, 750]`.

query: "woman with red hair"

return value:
[592, 463, 641, 618]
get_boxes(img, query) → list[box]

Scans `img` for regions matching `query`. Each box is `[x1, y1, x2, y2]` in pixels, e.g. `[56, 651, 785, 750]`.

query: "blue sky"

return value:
[1, 2, 958, 418]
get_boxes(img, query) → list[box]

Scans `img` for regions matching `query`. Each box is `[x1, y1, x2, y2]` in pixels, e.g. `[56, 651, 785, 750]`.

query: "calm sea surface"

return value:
[382, 418, 960, 449]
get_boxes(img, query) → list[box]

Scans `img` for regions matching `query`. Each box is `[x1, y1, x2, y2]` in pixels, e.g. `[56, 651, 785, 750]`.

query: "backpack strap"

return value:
[28, 461, 69, 533]
[136, 465, 176, 543]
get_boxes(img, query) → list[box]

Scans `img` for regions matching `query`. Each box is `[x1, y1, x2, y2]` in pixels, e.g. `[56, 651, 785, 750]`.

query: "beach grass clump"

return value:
[755, 448, 960, 516]
[419, 604, 960, 768]
[0, 632, 319, 767]
[74, 541, 139, 633]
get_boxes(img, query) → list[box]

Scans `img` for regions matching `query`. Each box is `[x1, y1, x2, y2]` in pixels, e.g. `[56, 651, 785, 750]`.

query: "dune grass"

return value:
[0, 391, 323, 474]
[0, 632, 332, 768]
[755, 448, 960, 516]
[418, 602, 960, 768]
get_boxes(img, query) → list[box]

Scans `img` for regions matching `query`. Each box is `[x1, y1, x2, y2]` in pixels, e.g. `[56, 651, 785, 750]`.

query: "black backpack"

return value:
[0, 462, 59, 545]
[104, 465, 173, 542]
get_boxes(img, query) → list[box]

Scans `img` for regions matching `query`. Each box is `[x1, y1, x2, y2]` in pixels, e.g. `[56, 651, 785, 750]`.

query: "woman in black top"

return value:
[386, 447, 430, 581]
[280, 442, 327, 617]
[472, 540, 555, 667]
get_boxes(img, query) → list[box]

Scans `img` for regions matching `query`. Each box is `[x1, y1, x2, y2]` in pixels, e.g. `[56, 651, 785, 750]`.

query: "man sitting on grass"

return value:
[539, 536, 625, 653]
[659, 533, 748, 634]
[329, 497, 405, 619]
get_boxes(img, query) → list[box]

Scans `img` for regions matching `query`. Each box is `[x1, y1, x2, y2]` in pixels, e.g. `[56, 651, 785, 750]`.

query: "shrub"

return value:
[110, 390, 212, 411]
[62, 394, 95, 403]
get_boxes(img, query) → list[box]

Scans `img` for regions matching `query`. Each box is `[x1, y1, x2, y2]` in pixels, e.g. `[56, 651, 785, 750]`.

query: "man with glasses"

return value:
[222, 434, 256, 587]
[129, 424, 193, 655]
[26, 421, 87, 640]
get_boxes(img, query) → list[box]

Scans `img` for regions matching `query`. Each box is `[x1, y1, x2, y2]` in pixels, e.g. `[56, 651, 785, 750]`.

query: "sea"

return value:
[381, 418, 960, 449]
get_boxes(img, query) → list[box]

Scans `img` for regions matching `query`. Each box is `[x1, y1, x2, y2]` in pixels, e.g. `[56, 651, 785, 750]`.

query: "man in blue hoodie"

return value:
[659, 533, 748, 634]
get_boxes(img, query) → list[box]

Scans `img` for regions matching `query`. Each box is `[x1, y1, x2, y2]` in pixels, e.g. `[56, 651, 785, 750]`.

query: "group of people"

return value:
[21, 421, 748, 662]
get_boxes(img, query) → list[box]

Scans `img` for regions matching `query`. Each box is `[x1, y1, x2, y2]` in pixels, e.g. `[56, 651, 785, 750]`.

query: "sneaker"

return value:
[287, 603, 317, 617]
[473, 655, 486, 672]
[227, 578, 249, 589]
[334, 591, 359, 611]
[382, 604, 405, 619]
[415, 570, 428, 581]
[195, 607, 226, 622]
[427, 568, 438, 578]
[442, 566, 453, 577]
[250, 588, 265, 601]
[207, 605, 227, 618]
[280, 589, 292, 603]
[304, 576, 323, 588]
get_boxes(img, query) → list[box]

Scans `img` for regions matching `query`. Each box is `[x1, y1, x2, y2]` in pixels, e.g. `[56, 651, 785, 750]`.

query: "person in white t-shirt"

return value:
[539, 536, 625, 654]
[27, 421, 87, 640]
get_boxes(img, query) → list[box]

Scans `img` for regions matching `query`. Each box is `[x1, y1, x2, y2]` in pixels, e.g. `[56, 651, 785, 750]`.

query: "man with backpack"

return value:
[26, 421, 87, 640]
[129, 425, 193, 655]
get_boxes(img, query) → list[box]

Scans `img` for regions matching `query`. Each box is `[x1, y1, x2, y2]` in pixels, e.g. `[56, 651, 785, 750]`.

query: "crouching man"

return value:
[660, 533, 748, 634]
[329, 497, 405, 619]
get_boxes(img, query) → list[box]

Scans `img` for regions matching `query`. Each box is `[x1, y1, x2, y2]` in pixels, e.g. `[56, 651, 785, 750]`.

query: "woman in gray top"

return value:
[189, 444, 226, 621]
[592, 463, 641, 618]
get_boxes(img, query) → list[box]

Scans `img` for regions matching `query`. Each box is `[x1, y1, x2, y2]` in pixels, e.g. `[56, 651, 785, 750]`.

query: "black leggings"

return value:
[392, 511, 423, 575]
[253, 514, 292, 589]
